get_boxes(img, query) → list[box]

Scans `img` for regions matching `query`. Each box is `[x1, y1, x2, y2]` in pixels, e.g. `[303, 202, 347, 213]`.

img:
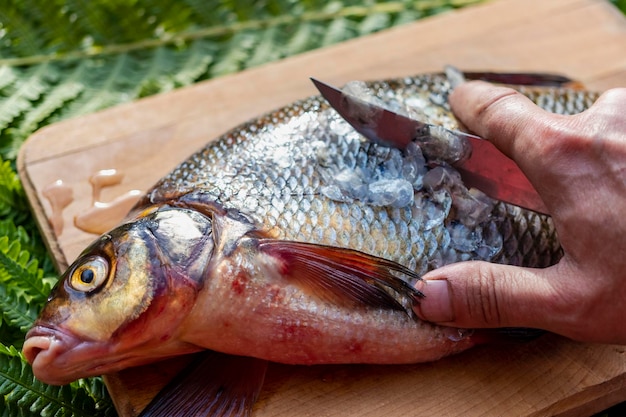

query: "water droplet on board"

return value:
[42, 180, 73, 236]
[74, 169, 142, 235]
[89, 169, 123, 203]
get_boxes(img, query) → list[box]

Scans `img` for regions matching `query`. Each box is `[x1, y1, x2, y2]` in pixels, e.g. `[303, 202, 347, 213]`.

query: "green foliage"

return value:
[0, 344, 115, 416]
[0, 160, 27, 220]
[1, 0, 622, 416]
[0, 0, 487, 163]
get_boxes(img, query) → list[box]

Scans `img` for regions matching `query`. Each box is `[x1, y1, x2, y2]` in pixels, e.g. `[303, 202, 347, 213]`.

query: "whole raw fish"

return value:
[23, 72, 595, 398]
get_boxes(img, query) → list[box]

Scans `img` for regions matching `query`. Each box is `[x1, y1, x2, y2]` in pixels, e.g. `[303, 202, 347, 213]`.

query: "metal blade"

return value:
[311, 77, 427, 148]
[311, 77, 548, 214]
[455, 138, 548, 214]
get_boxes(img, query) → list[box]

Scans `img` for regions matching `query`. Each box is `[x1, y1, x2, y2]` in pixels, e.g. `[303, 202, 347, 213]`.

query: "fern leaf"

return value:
[135, 45, 186, 96]
[0, 286, 38, 336]
[0, 213, 55, 341]
[0, 66, 19, 92]
[0, 217, 54, 278]
[0, 235, 53, 340]
[321, 16, 358, 46]
[0, 344, 115, 417]
[210, 31, 258, 77]
[0, 236, 52, 303]
[172, 40, 217, 85]
[245, 25, 284, 68]
[284, 20, 319, 56]
[12, 81, 84, 146]
[0, 159, 27, 220]
[55, 54, 143, 117]
[0, 63, 56, 132]
[392, 9, 422, 26]
[358, 11, 391, 35]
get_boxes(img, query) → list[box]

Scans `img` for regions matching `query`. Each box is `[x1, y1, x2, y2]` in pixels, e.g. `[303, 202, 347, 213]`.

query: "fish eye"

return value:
[69, 256, 109, 293]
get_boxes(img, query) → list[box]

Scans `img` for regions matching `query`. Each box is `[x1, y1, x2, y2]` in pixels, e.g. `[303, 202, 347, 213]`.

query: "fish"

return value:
[23, 71, 598, 413]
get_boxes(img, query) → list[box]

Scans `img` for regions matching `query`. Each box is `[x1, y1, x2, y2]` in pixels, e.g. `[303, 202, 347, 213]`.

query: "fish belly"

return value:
[182, 252, 474, 365]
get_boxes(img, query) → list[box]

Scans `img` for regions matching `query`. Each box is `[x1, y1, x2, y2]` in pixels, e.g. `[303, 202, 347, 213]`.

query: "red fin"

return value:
[258, 239, 423, 313]
[138, 351, 267, 417]
[463, 71, 579, 87]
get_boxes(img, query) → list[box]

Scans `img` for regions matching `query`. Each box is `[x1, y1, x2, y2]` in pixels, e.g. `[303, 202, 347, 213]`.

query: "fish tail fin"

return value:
[138, 351, 268, 417]
[258, 239, 423, 314]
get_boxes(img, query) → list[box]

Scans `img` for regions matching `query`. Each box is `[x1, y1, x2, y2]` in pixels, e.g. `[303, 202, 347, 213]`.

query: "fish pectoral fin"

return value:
[258, 239, 423, 313]
[138, 351, 268, 417]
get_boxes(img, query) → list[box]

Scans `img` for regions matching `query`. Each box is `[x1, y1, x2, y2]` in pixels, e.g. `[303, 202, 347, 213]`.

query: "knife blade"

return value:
[311, 77, 548, 215]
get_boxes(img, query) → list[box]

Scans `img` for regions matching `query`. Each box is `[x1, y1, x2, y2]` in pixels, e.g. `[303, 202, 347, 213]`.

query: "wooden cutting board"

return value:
[17, 0, 626, 415]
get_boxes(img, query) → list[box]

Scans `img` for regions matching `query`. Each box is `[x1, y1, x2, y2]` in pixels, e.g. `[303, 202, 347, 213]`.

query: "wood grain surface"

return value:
[17, 0, 626, 416]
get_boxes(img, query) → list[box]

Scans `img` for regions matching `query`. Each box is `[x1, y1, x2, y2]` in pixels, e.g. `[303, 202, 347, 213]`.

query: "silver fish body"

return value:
[23, 72, 597, 387]
[146, 73, 584, 272]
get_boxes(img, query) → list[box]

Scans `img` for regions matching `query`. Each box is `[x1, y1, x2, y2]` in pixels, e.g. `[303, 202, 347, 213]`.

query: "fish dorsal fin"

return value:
[258, 239, 423, 313]
[138, 351, 267, 417]
[462, 70, 579, 87]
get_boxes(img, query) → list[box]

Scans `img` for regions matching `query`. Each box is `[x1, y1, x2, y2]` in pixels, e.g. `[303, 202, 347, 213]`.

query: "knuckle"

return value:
[474, 87, 520, 124]
[595, 87, 626, 107]
[465, 262, 507, 327]
[469, 87, 543, 156]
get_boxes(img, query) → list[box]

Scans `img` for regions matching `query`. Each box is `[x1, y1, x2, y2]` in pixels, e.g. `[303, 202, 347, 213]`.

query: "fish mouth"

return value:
[23, 325, 115, 385]
[24, 325, 202, 386]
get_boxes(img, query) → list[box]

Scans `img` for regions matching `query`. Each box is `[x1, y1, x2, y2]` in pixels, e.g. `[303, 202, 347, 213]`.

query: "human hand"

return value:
[414, 80, 626, 344]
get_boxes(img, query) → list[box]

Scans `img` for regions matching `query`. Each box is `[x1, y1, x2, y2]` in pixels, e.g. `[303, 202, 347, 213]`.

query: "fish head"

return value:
[23, 205, 215, 385]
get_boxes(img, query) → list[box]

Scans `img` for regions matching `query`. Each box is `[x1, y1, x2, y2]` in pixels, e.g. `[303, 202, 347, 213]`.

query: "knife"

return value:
[311, 77, 548, 215]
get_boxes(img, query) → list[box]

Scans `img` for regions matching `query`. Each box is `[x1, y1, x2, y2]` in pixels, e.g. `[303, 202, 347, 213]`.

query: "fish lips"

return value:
[23, 325, 113, 385]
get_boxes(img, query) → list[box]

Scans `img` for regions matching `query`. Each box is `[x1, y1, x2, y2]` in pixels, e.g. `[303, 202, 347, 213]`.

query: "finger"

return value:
[449, 81, 558, 163]
[414, 260, 626, 344]
[413, 261, 560, 330]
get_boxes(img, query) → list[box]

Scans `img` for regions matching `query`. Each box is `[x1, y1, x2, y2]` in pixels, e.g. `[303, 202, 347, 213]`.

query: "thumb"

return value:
[414, 261, 561, 330]
[448, 80, 563, 165]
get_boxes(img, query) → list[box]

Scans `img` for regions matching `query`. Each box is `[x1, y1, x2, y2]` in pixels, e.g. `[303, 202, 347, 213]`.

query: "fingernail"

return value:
[414, 279, 455, 323]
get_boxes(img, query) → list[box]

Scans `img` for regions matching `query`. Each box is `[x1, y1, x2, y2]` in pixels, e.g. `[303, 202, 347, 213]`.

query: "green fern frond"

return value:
[0, 213, 55, 343]
[0, 0, 484, 66]
[0, 214, 56, 342]
[0, 66, 19, 92]
[245, 26, 283, 68]
[0, 287, 39, 336]
[209, 31, 258, 77]
[0, 216, 55, 279]
[170, 40, 217, 86]
[0, 344, 114, 417]
[0, 236, 52, 302]
[0, 233, 54, 340]
[0, 63, 56, 131]
[0, 160, 27, 220]
[12, 81, 84, 146]
[0, 0, 490, 160]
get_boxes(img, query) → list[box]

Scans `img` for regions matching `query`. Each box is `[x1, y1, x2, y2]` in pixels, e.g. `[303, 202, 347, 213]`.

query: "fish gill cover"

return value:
[0, 1, 490, 415]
